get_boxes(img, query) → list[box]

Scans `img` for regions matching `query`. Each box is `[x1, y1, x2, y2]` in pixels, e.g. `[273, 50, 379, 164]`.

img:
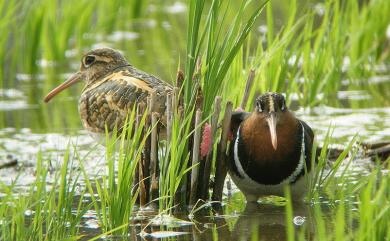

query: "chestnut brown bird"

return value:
[228, 92, 314, 202]
[44, 48, 172, 136]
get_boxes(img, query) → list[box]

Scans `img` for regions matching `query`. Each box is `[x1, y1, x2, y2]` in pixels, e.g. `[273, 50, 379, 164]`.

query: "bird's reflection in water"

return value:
[190, 200, 314, 241]
[230, 201, 313, 241]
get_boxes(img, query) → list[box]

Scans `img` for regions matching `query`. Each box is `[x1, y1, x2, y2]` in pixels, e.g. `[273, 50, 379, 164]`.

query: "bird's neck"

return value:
[240, 111, 299, 154]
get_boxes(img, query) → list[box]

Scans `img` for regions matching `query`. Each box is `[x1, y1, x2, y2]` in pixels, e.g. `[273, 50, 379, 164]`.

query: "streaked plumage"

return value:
[228, 92, 314, 202]
[44, 48, 172, 134]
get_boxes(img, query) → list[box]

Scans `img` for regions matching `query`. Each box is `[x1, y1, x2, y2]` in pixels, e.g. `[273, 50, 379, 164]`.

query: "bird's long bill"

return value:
[43, 72, 83, 103]
[266, 112, 278, 150]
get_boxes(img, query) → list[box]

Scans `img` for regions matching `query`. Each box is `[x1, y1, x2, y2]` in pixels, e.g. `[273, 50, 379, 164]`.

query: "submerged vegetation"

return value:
[0, 0, 389, 240]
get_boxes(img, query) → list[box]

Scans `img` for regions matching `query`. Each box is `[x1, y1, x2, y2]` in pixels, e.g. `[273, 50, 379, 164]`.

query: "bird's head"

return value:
[44, 48, 129, 103]
[255, 92, 287, 150]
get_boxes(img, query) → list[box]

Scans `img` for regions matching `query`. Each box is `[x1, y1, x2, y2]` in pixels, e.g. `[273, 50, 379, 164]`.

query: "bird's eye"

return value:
[256, 100, 263, 112]
[84, 55, 96, 67]
[281, 99, 286, 111]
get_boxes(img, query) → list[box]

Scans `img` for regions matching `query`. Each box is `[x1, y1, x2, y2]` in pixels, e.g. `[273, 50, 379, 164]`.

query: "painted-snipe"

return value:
[228, 92, 315, 202]
[44, 47, 172, 135]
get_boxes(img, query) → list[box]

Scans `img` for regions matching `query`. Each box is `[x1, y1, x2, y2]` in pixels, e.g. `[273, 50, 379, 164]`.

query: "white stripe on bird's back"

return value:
[280, 123, 305, 184]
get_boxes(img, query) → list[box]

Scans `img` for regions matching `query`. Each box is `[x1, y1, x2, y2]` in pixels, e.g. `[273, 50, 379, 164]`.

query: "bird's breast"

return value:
[241, 113, 300, 160]
[233, 113, 304, 185]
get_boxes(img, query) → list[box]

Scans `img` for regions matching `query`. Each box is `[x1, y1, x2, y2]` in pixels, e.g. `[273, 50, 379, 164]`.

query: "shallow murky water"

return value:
[0, 94, 387, 240]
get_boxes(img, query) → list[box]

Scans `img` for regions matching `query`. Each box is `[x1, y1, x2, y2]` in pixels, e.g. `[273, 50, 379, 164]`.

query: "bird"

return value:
[44, 47, 172, 137]
[228, 92, 314, 203]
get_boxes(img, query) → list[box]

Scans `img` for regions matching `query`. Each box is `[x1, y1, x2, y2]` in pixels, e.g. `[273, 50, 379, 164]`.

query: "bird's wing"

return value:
[103, 69, 170, 114]
[299, 119, 314, 141]
[298, 119, 316, 169]
[80, 81, 146, 132]
[128, 65, 173, 89]
[80, 69, 166, 133]
[123, 68, 173, 117]
[108, 70, 155, 93]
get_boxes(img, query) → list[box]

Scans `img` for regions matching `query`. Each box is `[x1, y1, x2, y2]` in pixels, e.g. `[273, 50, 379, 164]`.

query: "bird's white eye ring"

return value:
[256, 100, 263, 112]
[281, 99, 286, 111]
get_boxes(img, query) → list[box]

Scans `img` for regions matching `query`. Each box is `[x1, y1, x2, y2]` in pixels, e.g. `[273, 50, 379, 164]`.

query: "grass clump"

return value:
[0, 149, 88, 241]
[157, 0, 269, 211]
[80, 109, 149, 235]
[283, 131, 389, 241]
[225, 0, 390, 108]
[184, 0, 269, 113]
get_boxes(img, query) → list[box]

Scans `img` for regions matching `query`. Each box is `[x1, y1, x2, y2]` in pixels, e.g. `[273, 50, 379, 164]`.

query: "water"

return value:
[0, 1, 389, 240]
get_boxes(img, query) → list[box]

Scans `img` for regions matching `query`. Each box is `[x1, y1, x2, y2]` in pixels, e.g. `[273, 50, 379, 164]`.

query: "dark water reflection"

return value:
[73, 203, 302, 240]
[70, 195, 356, 240]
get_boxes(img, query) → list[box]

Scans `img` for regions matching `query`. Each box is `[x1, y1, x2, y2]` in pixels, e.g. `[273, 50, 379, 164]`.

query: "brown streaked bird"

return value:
[228, 92, 315, 202]
[44, 47, 172, 136]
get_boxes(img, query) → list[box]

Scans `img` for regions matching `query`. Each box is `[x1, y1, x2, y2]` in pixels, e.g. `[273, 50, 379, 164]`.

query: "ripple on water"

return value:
[141, 230, 190, 239]
[0, 128, 106, 187]
[164, 2, 187, 14]
[297, 106, 390, 143]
